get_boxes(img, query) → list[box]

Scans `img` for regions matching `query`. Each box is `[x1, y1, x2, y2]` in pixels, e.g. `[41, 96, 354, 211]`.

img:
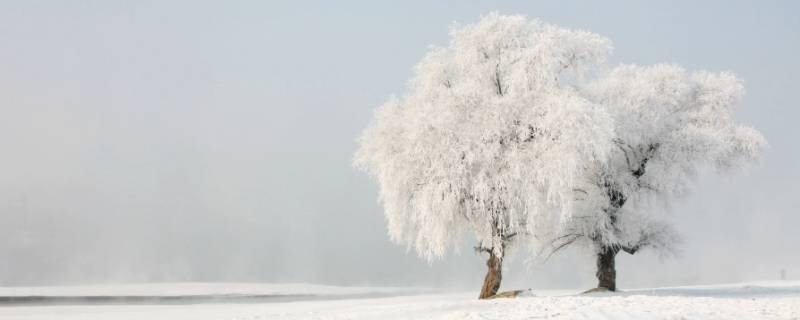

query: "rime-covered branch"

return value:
[354, 12, 615, 262]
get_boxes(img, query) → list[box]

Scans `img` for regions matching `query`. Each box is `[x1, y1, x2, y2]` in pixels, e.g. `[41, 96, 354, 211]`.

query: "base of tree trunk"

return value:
[484, 289, 528, 299]
[582, 287, 613, 294]
[595, 246, 619, 292]
[478, 253, 503, 299]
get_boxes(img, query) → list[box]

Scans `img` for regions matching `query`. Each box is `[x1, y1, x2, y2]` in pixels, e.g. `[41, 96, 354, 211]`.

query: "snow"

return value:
[0, 281, 797, 319]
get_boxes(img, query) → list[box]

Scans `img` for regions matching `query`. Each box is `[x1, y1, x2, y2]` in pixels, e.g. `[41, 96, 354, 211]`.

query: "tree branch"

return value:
[542, 234, 582, 261]
[501, 232, 518, 242]
[494, 63, 504, 96]
[620, 245, 639, 255]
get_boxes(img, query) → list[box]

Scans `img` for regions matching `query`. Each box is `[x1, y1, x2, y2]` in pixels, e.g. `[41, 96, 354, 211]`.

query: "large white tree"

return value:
[354, 13, 615, 298]
[542, 64, 767, 291]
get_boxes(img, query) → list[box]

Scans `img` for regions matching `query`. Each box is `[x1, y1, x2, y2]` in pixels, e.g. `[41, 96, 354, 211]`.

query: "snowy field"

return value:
[0, 282, 798, 319]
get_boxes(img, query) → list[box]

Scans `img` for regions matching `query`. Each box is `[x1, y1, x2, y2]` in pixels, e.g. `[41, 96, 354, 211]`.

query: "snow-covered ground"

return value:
[0, 281, 797, 319]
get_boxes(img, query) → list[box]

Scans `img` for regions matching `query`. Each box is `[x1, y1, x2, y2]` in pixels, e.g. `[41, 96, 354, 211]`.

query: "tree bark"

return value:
[478, 252, 503, 299]
[596, 246, 619, 291]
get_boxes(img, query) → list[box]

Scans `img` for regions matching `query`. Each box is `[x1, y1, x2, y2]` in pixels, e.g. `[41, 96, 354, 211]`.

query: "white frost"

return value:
[0, 282, 796, 320]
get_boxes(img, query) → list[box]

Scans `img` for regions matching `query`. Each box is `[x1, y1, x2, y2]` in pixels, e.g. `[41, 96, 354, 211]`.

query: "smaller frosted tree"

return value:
[543, 64, 766, 291]
[354, 13, 615, 299]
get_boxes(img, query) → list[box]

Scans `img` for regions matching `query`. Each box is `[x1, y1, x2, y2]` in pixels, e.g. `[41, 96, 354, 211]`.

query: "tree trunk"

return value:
[596, 246, 618, 291]
[478, 252, 503, 299]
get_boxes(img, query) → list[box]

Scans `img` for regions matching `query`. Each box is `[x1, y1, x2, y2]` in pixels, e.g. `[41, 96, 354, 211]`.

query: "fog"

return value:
[0, 1, 797, 290]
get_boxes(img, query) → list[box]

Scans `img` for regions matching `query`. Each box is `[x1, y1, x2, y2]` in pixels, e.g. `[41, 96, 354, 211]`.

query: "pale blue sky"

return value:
[0, 1, 798, 288]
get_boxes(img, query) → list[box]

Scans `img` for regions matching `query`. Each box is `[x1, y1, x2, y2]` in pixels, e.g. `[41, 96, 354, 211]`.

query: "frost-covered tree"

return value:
[543, 64, 766, 291]
[354, 13, 615, 299]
